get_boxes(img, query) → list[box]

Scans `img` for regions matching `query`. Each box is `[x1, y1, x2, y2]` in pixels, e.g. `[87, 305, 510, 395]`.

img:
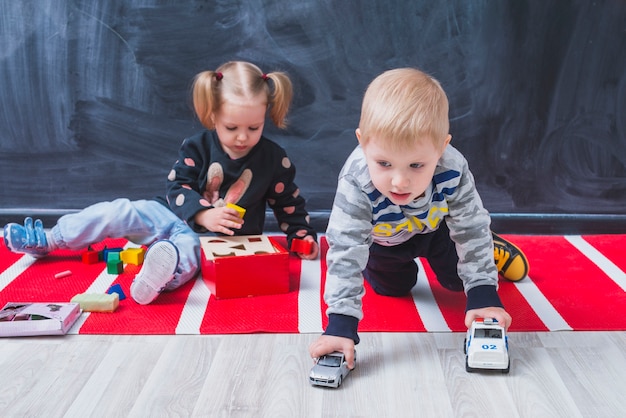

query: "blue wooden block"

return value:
[102, 247, 124, 263]
[107, 283, 126, 300]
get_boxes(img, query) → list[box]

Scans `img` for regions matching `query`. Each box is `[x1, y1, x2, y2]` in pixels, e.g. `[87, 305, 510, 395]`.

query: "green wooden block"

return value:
[107, 260, 123, 274]
[107, 251, 121, 262]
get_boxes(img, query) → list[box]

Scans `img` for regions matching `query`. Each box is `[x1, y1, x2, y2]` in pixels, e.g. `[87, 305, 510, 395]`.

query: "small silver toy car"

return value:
[309, 351, 353, 388]
[464, 318, 510, 373]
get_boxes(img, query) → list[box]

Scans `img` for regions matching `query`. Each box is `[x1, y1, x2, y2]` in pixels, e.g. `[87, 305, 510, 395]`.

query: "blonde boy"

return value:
[310, 68, 526, 368]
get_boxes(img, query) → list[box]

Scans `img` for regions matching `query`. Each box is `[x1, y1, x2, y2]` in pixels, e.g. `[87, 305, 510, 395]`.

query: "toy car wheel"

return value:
[337, 376, 343, 387]
[502, 360, 510, 374]
[463, 338, 467, 354]
[465, 358, 474, 373]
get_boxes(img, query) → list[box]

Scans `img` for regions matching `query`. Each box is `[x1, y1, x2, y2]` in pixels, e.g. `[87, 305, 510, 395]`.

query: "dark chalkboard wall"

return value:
[1, 1, 625, 234]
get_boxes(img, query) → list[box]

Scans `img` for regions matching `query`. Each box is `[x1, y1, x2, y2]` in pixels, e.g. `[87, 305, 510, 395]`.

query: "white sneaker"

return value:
[130, 240, 179, 305]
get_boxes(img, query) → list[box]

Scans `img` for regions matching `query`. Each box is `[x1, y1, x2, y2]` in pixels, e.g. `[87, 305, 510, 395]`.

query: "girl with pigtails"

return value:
[170, 61, 317, 253]
[4, 61, 319, 305]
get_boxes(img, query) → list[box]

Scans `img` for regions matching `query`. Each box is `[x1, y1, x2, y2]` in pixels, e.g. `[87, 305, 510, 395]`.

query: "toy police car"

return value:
[464, 318, 510, 373]
[309, 351, 353, 388]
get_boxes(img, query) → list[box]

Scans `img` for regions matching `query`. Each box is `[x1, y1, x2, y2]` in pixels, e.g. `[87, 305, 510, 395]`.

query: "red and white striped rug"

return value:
[1, 234, 625, 334]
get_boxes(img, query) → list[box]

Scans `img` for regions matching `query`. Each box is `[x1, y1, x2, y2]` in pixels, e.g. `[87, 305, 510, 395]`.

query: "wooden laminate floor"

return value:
[1, 331, 625, 417]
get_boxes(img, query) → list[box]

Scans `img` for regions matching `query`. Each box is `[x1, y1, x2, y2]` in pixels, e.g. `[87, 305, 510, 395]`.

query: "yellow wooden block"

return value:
[120, 247, 145, 265]
[70, 293, 119, 312]
[226, 203, 246, 218]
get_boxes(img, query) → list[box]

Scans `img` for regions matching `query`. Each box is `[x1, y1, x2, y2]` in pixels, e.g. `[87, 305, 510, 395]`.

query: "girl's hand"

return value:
[296, 235, 319, 260]
[194, 206, 244, 235]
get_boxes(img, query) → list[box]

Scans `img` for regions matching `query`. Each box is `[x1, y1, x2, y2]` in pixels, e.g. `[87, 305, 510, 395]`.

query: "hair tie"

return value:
[261, 73, 269, 81]
[215, 72, 223, 81]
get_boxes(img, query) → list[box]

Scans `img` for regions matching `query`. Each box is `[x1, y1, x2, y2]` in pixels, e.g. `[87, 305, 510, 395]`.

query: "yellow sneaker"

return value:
[492, 232, 529, 282]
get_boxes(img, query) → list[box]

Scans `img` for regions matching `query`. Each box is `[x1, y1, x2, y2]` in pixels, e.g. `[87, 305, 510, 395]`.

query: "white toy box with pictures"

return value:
[0, 302, 82, 337]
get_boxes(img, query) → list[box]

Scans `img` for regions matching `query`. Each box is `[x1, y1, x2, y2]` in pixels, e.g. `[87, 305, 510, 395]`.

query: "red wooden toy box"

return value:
[199, 235, 290, 299]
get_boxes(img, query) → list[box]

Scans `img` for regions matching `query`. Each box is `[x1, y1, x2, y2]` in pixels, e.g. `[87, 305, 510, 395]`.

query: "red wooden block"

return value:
[200, 235, 289, 299]
[82, 250, 100, 264]
[290, 238, 312, 255]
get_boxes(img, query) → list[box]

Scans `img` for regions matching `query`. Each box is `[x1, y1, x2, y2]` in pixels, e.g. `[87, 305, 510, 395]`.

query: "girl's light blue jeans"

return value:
[50, 198, 200, 290]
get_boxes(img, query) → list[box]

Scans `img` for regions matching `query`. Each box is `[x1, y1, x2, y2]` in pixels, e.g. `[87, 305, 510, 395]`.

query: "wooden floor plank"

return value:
[129, 336, 219, 417]
[1, 332, 625, 417]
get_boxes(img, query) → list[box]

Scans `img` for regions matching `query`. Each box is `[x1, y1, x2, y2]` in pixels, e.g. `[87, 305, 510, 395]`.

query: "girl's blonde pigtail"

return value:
[265, 71, 292, 129]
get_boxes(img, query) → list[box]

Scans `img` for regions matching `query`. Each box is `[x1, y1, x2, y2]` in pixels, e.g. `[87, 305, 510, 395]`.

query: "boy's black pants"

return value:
[363, 221, 464, 296]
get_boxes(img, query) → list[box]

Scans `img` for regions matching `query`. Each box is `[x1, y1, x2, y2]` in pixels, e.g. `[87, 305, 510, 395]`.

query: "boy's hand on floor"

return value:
[309, 335, 356, 369]
[465, 307, 512, 331]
